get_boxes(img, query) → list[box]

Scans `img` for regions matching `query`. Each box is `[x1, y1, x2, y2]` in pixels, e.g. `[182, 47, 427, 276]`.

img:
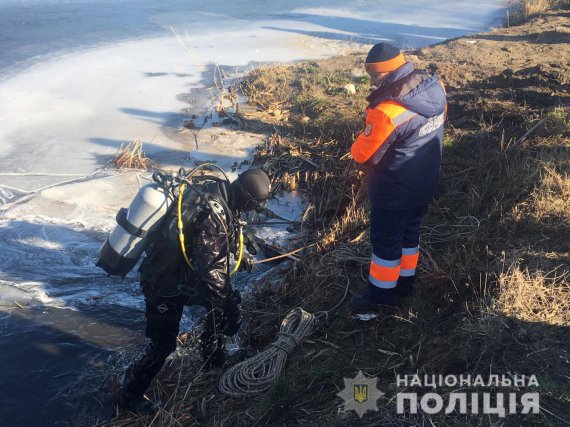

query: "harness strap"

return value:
[116, 208, 155, 239]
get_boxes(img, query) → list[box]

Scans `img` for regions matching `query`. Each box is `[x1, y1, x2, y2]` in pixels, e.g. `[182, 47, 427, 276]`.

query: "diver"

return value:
[110, 168, 271, 415]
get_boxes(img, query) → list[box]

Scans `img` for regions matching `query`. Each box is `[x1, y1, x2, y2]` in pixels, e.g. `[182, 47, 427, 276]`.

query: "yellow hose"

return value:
[179, 179, 243, 275]
[230, 229, 244, 276]
[178, 183, 195, 270]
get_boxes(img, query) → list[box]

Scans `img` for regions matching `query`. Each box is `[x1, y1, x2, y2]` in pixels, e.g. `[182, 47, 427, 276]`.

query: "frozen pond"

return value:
[0, 0, 507, 424]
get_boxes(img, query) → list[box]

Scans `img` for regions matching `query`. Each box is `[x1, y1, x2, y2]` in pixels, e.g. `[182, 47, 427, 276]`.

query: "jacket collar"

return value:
[366, 62, 415, 105]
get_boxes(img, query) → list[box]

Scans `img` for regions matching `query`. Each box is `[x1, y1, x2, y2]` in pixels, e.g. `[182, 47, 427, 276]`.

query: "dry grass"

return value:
[112, 139, 151, 170]
[510, 0, 570, 24]
[523, 0, 554, 17]
[495, 265, 570, 325]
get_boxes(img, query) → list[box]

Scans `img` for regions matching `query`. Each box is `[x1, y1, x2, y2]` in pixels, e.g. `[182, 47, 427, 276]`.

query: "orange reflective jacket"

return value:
[351, 63, 447, 209]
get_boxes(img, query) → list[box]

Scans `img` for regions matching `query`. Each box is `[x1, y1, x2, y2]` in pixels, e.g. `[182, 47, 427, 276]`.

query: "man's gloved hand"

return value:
[221, 290, 242, 336]
[239, 253, 255, 274]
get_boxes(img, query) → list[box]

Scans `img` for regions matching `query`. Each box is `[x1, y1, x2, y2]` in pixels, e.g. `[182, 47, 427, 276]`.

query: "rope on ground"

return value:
[218, 307, 318, 397]
[422, 215, 481, 245]
[320, 245, 368, 265]
[252, 242, 317, 265]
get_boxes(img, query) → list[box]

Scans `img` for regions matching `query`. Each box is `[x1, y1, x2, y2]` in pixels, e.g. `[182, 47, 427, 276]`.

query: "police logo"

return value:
[338, 370, 383, 418]
[354, 384, 368, 404]
[364, 124, 373, 136]
[156, 303, 169, 314]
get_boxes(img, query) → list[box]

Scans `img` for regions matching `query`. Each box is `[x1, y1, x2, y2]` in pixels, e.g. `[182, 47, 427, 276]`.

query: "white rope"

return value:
[219, 308, 318, 397]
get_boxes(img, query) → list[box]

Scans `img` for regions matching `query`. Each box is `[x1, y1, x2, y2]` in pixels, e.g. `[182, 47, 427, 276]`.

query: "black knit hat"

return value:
[231, 169, 271, 212]
[365, 43, 406, 73]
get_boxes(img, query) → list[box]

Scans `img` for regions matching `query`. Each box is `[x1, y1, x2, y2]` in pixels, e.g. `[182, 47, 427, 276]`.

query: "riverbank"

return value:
[117, 5, 569, 426]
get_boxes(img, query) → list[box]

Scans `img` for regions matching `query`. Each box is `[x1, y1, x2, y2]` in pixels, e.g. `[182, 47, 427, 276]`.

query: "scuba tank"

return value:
[96, 164, 247, 279]
[96, 180, 173, 278]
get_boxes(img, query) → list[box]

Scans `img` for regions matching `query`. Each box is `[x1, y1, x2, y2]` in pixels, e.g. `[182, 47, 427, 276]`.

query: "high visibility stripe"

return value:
[400, 269, 415, 277]
[351, 101, 416, 164]
[369, 254, 400, 289]
[402, 246, 419, 255]
[372, 253, 400, 268]
[370, 262, 400, 281]
[369, 275, 398, 289]
[380, 101, 410, 120]
[392, 110, 418, 126]
[400, 246, 419, 277]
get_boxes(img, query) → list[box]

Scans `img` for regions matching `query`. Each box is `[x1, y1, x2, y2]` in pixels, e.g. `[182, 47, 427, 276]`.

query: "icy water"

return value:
[0, 0, 507, 425]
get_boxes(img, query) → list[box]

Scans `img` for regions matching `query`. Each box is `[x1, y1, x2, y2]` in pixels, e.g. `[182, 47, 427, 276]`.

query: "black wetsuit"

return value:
[121, 180, 238, 401]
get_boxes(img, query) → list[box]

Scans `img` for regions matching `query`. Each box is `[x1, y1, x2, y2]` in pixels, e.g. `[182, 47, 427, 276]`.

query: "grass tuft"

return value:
[111, 139, 151, 170]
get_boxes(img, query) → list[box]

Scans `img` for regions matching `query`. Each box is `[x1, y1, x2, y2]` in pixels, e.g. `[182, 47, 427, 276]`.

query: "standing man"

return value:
[118, 169, 271, 415]
[350, 43, 447, 311]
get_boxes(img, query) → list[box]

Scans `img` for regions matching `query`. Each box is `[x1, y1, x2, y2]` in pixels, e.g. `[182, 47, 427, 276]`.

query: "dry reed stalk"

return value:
[112, 139, 151, 170]
[523, 0, 555, 17]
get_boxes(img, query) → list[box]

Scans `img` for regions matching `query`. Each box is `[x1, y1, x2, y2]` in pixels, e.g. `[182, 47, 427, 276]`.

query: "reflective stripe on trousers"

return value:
[400, 245, 419, 277]
[369, 253, 400, 289]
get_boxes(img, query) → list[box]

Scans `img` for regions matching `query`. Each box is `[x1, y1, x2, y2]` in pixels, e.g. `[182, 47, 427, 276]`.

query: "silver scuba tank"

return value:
[96, 183, 173, 278]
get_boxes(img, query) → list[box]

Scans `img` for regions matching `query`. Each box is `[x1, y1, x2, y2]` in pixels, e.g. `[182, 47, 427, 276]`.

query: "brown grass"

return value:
[525, 0, 570, 16]
[112, 139, 151, 170]
[495, 265, 570, 325]
[523, 0, 554, 17]
[510, 0, 570, 24]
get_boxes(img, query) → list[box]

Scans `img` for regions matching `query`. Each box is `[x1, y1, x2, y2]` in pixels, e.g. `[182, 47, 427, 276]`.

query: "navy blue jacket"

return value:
[351, 62, 447, 210]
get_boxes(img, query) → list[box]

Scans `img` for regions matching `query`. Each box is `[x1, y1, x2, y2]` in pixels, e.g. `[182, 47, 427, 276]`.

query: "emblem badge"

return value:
[364, 124, 373, 136]
[337, 370, 383, 418]
[354, 384, 368, 404]
[157, 303, 169, 314]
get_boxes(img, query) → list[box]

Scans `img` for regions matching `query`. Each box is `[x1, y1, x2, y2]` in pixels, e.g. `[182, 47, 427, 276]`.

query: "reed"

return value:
[111, 139, 151, 170]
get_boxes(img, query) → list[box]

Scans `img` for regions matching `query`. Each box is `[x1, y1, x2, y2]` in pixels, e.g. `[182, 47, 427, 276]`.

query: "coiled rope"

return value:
[219, 307, 319, 397]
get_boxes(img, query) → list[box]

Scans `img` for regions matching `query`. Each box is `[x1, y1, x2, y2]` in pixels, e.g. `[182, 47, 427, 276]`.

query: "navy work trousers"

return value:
[368, 203, 428, 289]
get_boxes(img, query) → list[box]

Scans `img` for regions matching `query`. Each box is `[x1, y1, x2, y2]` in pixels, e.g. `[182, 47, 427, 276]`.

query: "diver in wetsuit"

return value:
[118, 169, 271, 415]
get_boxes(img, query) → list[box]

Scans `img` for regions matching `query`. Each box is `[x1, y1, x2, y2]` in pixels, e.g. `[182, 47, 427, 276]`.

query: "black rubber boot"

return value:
[395, 276, 415, 298]
[117, 350, 168, 416]
[351, 283, 396, 313]
[118, 391, 160, 416]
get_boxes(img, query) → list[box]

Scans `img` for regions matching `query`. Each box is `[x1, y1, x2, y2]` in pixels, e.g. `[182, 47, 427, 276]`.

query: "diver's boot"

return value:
[117, 365, 160, 416]
[118, 391, 160, 416]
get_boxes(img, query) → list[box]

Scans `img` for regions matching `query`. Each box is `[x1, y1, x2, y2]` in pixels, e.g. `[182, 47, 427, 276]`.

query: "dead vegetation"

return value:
[511, 0, 570, 23]
[112, 5, 569, 427]
[112, 139, 152, 170]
